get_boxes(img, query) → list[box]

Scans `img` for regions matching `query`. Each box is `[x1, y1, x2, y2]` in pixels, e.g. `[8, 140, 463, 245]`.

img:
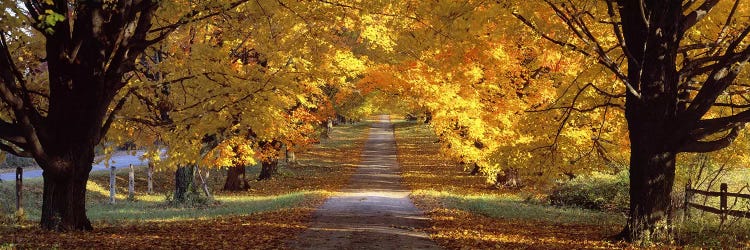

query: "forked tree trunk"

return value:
[39, 150, 95, 231]
[257, 160, 278, 181]
[616, 0, 682, 241]
[223, 166, 248, 191]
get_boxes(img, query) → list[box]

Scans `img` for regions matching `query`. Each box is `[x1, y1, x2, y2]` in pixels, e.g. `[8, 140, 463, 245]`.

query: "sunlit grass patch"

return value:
[676, 212, 750, 248]
[413, 189, 624, 226]
[0, 121, 371, 226]
[86, 190, 331, 223]
[0, 121, 373, 249]
[394, 120, 626, 249]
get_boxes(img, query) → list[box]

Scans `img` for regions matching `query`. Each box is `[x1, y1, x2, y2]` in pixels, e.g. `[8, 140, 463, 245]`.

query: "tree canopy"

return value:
[1, 0, 749, 242]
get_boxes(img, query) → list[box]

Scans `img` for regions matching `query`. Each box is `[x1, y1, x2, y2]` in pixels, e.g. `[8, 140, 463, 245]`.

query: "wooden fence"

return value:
[685, 181, 750, 222]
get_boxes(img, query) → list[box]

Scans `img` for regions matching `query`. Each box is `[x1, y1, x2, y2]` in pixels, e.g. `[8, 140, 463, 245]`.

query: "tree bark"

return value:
[257, 160, 278, 181]
[196, 168, 212, 198]
[39, 151, 95, 231]
[223, 166, 248, 191]
[616, 0, 682, 241]
[469, 163, 480, 175]
[618, 146, 676, 241]
[495, 168, 522, 188]
[147, 162, 154, 194]
[174, 165, 195, 203]
[320, 121, 330, 139]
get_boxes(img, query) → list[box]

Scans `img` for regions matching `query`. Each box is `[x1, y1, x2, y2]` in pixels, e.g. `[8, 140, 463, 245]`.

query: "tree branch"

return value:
[100, 89, 135, 138]
[0, 31, 45, 160]
[0, 140, 31, 157]
[681, 125, 741, 153]
[146, 0, 252, 47]
[691, 108, 750, 140]
[680, 0, 719, 36]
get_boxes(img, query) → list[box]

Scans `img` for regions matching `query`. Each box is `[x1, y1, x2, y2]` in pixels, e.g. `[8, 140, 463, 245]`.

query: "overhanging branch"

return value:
[681, 125, 741, 153]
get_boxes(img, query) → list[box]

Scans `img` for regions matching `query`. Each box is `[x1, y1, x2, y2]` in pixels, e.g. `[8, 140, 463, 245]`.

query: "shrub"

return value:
[549, 170, 629, 213]
[0, 155, 36, 169]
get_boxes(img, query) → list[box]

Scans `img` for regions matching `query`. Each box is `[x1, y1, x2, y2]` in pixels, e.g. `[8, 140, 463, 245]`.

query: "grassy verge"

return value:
[395, 120, 750, 248]
[423, 190, 623, 226]
[393, 120, 626, 249]
[0, 121, 371, 249]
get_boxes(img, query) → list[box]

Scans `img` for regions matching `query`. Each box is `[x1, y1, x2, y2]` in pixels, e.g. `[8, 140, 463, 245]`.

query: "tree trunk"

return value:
[469, 163, 480, 175]
[174, 165, 195, 203]
[147, 162, 154, 194]
[326, 119, 334, 137]
[616, 0, 682, 242]
[618, 131, 677, 241]
[39, 152, 95, 231]
[258, 160, 278, 181]
[196, 168, 212, 198]
[321, 121, 330, 139]
[495, 168, 522, 188]
[223, 166, 248, 191]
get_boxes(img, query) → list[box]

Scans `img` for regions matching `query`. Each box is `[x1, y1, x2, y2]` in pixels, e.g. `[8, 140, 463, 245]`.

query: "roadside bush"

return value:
[549, 170, 629, 212]
[0, 155, 36, 169]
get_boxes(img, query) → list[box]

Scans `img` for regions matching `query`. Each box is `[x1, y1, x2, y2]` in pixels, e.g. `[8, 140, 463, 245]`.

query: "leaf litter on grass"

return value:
[0, 123, 370, 249]
[393, 120, 628, 249]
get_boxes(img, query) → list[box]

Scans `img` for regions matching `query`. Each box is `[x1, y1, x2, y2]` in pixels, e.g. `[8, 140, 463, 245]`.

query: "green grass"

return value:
[416, 190, 626, 226]
[0, 121, 372, 225]
[0, 178, 43, 221]
[86, 191, 327, 223]
[676, 212, 750, 248]
[0, 175, 327, 223]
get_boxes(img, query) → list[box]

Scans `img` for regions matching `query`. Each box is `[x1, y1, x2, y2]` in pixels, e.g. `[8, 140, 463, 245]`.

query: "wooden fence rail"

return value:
[685, 182, 750, 222]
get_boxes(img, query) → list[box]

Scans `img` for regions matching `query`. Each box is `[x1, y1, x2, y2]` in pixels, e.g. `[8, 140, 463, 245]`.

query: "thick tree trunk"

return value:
[174, 165, 195, 202]
[616, 0, 682, 242]
[223, 166, 248, 191]
[39, 151, 95, 231]
[618, 132, 677, 241]
[257, 160, 278, 181]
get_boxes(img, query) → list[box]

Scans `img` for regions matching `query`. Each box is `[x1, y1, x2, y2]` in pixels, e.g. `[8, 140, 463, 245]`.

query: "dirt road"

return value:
[289, 115, 440, 249]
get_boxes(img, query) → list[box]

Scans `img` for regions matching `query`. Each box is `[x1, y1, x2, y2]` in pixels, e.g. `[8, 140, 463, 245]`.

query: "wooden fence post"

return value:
[15, 167, 22, 215]
[110, 166, 116, 204]
[128, 164, 135, 201]
[720, 183, 728, 223]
